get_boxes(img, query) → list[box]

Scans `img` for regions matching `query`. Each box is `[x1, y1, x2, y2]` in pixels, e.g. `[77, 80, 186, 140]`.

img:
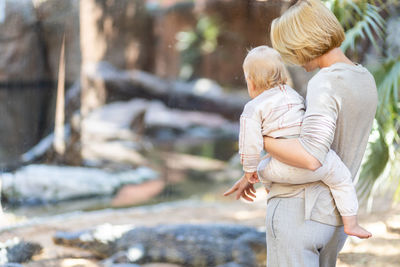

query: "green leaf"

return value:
[357, 127, 389, 199]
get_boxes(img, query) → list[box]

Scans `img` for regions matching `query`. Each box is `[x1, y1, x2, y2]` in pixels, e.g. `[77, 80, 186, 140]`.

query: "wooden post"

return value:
[54, 34, 66, 155]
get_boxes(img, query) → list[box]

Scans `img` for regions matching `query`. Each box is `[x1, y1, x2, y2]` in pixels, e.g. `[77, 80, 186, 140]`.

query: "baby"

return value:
[227, 46, 371, 239]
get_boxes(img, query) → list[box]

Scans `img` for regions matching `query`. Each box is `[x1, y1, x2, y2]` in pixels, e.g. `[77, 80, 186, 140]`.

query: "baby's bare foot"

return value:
[344, 225, 372, 239]
[342, 215, 372, 239]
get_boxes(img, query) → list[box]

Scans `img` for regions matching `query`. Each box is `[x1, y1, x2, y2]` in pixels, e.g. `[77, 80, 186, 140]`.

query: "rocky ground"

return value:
[0, 185, 399, 267]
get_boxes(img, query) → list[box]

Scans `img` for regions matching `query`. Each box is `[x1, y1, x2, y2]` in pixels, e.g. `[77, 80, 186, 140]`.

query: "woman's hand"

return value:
[223, 175, 257, 201]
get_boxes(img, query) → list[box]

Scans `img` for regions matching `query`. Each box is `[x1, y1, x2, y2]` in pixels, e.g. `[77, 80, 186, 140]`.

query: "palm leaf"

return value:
[356, 126, 389, 200]
[340, 3, 385, 52]
[358, 58, 400, 200]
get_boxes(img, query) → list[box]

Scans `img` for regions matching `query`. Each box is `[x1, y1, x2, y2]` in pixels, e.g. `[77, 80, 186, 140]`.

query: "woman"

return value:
[225, 0, 377, 266]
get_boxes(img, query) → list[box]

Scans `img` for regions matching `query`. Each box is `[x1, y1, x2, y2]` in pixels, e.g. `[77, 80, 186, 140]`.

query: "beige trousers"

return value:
[266, 197, 347, 267]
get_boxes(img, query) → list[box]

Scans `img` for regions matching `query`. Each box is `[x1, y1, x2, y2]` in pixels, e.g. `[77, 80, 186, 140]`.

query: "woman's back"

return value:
[302, 62, 378, 177]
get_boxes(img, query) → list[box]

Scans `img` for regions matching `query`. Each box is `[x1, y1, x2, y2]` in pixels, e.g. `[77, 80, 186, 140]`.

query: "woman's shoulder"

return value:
[307, 71, 337, 94]
[308, 62, 375, 95]
[310, 62, 371, 84]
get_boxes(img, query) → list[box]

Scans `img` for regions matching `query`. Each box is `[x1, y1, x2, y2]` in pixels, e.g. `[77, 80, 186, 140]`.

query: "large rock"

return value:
[385, 214, 400, 235]
[80, 97, 238, 166]
[1, 164, 158, 204]
[0, 0, 54, 169]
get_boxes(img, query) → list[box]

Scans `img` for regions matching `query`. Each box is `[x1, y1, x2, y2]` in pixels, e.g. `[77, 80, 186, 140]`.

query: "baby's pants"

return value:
[257, 150, 358, 216]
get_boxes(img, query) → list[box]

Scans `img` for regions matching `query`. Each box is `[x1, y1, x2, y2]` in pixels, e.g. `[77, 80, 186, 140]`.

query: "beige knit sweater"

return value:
[267, 62, 378, 226]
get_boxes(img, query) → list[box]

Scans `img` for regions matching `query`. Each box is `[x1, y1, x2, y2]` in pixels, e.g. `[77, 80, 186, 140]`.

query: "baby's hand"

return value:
[223, 175, 256, 201]
[245, 171, 259, 184]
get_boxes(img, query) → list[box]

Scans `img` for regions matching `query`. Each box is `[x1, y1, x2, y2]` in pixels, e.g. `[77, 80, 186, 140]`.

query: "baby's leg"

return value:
[257, 150, 371, 238]
[322, 151, 371, 238]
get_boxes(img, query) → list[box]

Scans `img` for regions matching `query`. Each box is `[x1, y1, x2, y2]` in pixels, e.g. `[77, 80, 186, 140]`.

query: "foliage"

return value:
[326, 0, 385, 52]
[176, 16, 220, 80]
[323, 0, 400, 203]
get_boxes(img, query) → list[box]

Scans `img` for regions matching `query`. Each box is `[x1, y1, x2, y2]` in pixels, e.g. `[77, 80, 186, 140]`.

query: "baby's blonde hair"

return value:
[243, 46, 288, 92]
[271, 0, 345, 66]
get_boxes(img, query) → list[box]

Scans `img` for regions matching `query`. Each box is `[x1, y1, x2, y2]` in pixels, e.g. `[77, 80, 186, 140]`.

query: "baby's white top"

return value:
[239, 84, 304, 172]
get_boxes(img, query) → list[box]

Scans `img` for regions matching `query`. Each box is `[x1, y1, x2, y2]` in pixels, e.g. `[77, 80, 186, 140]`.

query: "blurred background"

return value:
[0, 0, 399, 266]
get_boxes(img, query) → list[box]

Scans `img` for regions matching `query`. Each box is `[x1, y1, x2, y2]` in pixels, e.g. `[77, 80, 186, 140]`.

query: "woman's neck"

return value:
[318, 48, 355, 69]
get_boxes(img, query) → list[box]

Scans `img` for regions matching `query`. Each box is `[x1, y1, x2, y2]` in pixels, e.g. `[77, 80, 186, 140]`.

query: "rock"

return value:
[111, 179, 166, 208]
[81, 61, 247, 120]
[1, 164, 158, 204]
[80, 96, 237, 167]
[81, 99, 148, 143]
[0, 238, 42, 264]
[82, 141, 148, 168]
[0, 0, 53, 169]
[143, 101, 237, 132]
[0, 0, 47, 81]
[80, 98, 149, 167]
[385, 214, 400, 235]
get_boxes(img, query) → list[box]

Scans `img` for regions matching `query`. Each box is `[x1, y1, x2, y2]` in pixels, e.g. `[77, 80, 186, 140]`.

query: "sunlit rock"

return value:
[386, 214, 400, 235]
[0, 0, 51, 169]
[1, 165, 158, 204]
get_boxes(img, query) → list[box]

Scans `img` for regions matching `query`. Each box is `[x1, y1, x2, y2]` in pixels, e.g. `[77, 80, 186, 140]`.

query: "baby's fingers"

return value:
[223, 183, 239, 196]
[245, 187, 256, 198]
[241, 191, 254, 202]
[249, 184, 256, 194]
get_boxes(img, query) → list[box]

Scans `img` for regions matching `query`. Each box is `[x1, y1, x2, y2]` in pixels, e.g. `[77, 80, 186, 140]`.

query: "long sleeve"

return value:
[239, 109, 263, 172]
[299, 78, 339, 164]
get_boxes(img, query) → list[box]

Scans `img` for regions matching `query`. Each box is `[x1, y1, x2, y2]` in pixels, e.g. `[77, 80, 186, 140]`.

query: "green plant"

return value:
[176, 16, 220, 80]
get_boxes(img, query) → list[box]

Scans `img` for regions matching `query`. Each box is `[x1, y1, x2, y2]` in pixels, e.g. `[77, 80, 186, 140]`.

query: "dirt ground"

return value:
[0, 187, 399, 267]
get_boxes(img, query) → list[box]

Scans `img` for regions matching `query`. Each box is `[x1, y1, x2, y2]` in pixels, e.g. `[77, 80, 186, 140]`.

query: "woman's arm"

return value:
[263, 79, 339, 170]
[263, 137, 321, 170]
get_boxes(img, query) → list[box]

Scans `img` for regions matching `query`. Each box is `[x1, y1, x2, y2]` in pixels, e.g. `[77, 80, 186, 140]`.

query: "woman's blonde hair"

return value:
[243, 46, 288, 92]
[271, 0, 345, 66]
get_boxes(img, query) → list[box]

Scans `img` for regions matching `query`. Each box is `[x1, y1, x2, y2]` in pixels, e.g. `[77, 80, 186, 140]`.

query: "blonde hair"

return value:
[271, 0, 345, 66]
[243, 46, 288, 92]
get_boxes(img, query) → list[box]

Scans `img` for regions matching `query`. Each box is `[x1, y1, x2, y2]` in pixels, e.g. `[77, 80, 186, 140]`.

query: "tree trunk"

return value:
[80, 0, 153, 116]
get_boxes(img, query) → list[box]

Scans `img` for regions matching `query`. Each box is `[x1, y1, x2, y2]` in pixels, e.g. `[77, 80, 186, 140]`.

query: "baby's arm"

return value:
[239, 106, 265, 183]
[263, 80, 339, 170]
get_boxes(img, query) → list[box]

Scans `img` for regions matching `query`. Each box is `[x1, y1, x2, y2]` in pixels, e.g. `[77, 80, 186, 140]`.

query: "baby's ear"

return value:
[249, 79, 256, 91]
